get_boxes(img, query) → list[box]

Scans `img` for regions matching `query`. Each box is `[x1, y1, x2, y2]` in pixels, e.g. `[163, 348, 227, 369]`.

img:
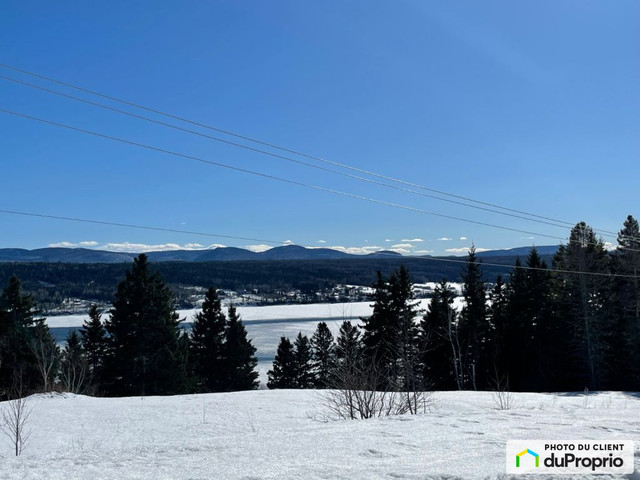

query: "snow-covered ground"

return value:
[0, 390, 638, 479]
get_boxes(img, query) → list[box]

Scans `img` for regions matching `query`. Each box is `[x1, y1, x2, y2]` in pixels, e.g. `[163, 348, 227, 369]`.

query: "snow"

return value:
[0, 390, 638, 479]
[45, 299, 467, 328]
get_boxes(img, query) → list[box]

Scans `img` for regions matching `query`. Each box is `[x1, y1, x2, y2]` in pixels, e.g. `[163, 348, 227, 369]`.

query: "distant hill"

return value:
[0, 244, 560, 264]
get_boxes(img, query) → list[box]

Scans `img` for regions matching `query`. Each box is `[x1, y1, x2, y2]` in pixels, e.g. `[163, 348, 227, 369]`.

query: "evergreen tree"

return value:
[267, 336, 296, 389]
[223, 305, 259, 391]
[310, 321, 335, 387]
[458, 246, 489, 390]
[421, 279, 458, 390]
[102, 254, 187, 396]
[60, 331, 88, 393]
[360, 267, 421, 388]
[335, 320, 361, 365]
[612, 215, 640, 388]
[360, 271, 393, 366]
[0, 276, 39, 397]
[293, 332, 315, 388]
[79, 304, 107, 390]
[189, 287, 227, 392]
[553, 222, 612, 390]
[388, 266, 422, 390]
[29, 318, 59, 392]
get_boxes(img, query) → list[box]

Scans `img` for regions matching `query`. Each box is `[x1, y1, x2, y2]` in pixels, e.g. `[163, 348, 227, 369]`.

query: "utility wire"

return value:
[0, 208, 286, 245]
[0, 73, 583, 233]
[414, 255, 639, 280]
[0, 208, 636, 280]
[0, 62, 620, 239]
[0, 107, 576, 243]
[3, 107, 638, 255]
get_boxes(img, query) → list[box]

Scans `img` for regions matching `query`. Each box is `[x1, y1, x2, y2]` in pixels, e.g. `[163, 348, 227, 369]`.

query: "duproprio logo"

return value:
[516, 449, 539, 468]
[506, 440, 634, 475]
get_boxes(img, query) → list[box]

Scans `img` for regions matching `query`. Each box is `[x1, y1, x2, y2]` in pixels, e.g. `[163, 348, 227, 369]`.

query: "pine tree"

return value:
[223, 305, 259, 391]
[0, 276, 39, 397]
[189, 287, 227, 392]
[458, 245, 489, 390]
[360, 271, 393, 365]
[293, 332, 315, 388]
[79, 304, 107, 390]
[613, 215, 640, 388]
[421, 279, 458, 390]
[60, 331, 88, 393]
[335, 320, 361, 366]
[311, 321, 335, 387]
[553, 222, 612, 390]
[29, 318, 59, 392]
[102, 254, 187, 396]
[267, 336, 296, 389]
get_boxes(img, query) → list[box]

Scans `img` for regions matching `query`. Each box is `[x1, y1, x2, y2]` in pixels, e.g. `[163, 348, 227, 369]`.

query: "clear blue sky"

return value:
[1, 1, 638, 256]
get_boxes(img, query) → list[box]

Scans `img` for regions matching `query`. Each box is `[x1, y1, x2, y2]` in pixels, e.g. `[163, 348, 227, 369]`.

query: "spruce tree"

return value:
[267, 336, 296, 389]
[421, 279, 458, 390]
[360, 271, 393, 365]
[293, 332, 315, 388]
[102, 254, 187, 396]
[458, 245, 489, 390]
[335, 320, 361, 365]
[79, 304, 107, 390]
[0, 276, 38, 397]
[189, 287, 227, 392]
[60, 331, 88, 393]
[613, 215, 640, 389]
[553, 222, 612, 390]
[223, 305, 259, 391]
[311, 322, 335, 387]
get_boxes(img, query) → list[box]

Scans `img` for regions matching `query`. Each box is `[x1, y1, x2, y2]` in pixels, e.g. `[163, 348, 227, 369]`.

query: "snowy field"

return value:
[0, 390, 638, 479]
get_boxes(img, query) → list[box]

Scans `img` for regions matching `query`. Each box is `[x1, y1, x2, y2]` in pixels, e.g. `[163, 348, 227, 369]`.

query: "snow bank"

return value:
[0, 390, 638, 479]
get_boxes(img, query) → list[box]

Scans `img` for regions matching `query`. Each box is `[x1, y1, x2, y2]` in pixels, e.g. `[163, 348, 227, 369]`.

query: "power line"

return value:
[0, 107, 578, 244]
[0, 208, 286, 245]
[414, 254, 639, 280]
[0, 73, 583, 234]
[1, 208, 636, 280]
[3, 107, 638, 254]
[0, 62, 621, 239]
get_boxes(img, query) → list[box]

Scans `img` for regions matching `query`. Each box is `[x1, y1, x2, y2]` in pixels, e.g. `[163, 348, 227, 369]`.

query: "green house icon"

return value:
[516, 449, 539, 468]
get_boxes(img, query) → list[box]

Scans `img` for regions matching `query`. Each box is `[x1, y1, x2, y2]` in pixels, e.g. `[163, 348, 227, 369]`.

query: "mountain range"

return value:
[0, 245, 560, 264]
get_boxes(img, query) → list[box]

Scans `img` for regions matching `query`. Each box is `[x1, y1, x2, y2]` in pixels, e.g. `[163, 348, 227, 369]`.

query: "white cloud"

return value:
[384, 239, 393, 242]
[102, 242, 212, 253]
[392, 243, 414, 249]
[389, 248, 410, 254]
[413, 249, 434, 255]
[48, 242, 78, 248]
[401, 238, 424, 242]
[329, 245, 383, 255]
[438, 237, 452, 241]
[79, 241, 99, 247]
[445, 247, 491, 254]
[459, 236, 468, 241]
[317, 240, 327, 244]
[283, 240, 294, 245]
[244, 244, 273, 253]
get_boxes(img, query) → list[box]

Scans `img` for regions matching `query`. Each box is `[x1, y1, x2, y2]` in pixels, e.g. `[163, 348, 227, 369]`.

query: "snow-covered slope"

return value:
[1, 390, 638, 479]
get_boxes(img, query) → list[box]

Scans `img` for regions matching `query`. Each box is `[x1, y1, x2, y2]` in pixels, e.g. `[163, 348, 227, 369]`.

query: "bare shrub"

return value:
[490, 370, 514, 410]
[0, 380, 33, 456]
[321, 357, 432, 420]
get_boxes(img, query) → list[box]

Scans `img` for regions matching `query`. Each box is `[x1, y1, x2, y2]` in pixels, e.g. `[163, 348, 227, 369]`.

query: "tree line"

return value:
[0, 254, 258, 399]
[269, 217, 640, 393]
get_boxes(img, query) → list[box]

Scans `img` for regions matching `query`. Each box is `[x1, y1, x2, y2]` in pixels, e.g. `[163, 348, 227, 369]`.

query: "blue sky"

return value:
[1, 1, 638, 256]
